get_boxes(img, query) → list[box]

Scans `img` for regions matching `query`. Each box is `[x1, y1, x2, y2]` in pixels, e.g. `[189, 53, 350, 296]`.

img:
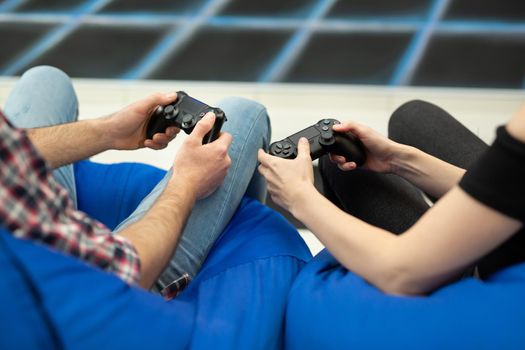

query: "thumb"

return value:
[145, 91, 177, 110]
[189, 112, 215, 141]
[332, 120, 364, 137]
[297, 137, 311, 159]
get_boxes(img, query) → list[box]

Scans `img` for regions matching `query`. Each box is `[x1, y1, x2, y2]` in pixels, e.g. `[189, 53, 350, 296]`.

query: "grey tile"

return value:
[285, 32, 413, 84]
[23, 25, 169, 78]
[14, 0, 88, 13]
[220, 0, 318, 18]
[326, 0, 432, 19]
[444, 0, 525, 21]
[98, 0, 208, 15]
[150, 28, 292, 81]
[413, 34, 525, 89]
[0, 22, 55, 69]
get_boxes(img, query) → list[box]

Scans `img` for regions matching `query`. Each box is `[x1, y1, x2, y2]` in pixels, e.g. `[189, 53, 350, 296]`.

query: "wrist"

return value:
[290, 184, 320, 220]
[390, 144, 418, 176]
[168, 169, 199, 202]
[97, 115, 119, 150]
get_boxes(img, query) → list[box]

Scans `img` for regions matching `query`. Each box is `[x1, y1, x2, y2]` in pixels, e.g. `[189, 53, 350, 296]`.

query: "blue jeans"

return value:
[4, 66, 271, 290]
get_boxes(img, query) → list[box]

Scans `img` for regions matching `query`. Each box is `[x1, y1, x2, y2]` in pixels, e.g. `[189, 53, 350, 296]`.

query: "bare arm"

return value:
[119, 113, 232, 289]
[26, 92, 180, 169]
[390, 145, 465, 198]
[292, 185, 520, 295]
[330, 121, 465, 198]
[27, 118, 111, 169]
[119, 177, 196, 288]
[259, 107, 525, 295]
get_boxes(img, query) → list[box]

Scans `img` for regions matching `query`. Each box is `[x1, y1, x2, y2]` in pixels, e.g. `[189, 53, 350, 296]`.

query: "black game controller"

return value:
[269, 118, 366, 166]
[146, 91, 226, 144]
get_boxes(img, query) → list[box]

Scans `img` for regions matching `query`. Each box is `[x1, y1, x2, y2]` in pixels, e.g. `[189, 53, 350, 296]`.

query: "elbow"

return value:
[374, 264, 428, 297]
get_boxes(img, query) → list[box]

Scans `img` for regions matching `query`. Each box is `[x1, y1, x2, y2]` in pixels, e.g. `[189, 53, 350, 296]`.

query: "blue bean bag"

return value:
[286, 249, 525, 350]
[0, 161, 312, 349]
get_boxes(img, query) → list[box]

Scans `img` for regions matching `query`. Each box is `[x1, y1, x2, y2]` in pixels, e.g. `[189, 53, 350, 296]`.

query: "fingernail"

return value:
[166, 92, 177, 99]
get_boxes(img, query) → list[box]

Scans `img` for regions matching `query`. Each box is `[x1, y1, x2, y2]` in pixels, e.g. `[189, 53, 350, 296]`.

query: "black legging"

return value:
[319, 100, 525, 278]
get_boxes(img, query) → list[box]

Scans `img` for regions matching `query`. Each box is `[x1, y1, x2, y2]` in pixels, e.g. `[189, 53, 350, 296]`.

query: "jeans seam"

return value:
[200, 105, 269, 253]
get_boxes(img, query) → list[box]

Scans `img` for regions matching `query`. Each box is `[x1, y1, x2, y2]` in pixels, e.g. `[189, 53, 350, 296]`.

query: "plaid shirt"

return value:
[0, 111, 141, 284]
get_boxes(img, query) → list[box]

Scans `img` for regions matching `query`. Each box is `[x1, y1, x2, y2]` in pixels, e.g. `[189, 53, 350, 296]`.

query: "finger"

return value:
[258, 164, 269, 178]
[338, 162, 357, 171]
[207, 132, 232, 158]
[144, 139, 165, 150]
[189, 112, 216, 142]
[166, 126, 180, 138]
[145, 91, 177, 109]
[258, 148, 273, 166]
[212, 131, 233, 150]
[329, 153, 346, 164]
[152, 133, 171, 145]
[332, 120, 367, 137]
[297, 137, 311, 160]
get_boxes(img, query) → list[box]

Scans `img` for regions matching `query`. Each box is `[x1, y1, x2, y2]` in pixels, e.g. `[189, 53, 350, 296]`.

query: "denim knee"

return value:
[20, 65, 73, 89]
[217, 96, 271, 143]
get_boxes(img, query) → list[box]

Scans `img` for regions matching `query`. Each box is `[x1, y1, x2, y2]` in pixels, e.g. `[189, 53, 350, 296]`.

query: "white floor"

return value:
[1, 78, 524, 255]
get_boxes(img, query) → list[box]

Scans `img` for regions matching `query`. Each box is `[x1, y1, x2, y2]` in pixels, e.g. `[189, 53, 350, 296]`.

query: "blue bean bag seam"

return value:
[190, 254, 309, 288]
[184, 255, 307, 349]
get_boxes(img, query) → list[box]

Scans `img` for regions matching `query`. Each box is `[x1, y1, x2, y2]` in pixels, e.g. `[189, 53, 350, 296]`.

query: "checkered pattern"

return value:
[0, 111, 141, 284]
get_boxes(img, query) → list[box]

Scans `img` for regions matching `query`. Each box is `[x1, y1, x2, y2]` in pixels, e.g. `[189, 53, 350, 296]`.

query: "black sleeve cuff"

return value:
[459, 126, 525, 222]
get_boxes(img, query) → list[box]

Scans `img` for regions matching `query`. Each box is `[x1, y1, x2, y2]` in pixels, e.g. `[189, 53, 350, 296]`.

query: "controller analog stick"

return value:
[164, 105, 179, 119]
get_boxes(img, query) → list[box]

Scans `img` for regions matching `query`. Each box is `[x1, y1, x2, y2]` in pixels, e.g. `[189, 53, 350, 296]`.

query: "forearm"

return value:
[119, 178, 196, 289]
[292, 187, 403, 293]
[27, 117, 112, 168]
[391, 145, 465, 198]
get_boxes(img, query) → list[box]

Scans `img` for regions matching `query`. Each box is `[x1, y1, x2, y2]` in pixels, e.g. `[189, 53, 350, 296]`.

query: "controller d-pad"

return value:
[283, 143, 291, 150]
[275, 143, 283, 150]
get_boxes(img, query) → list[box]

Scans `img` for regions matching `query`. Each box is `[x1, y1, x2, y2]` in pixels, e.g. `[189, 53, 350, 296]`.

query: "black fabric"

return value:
[459, 126, 525, 223]
[319, 100, 525, 278]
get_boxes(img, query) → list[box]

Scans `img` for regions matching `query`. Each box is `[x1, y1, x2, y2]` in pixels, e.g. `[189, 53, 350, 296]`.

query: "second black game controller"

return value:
[146, 91, 226, 144]
[269, 118, 366, 166]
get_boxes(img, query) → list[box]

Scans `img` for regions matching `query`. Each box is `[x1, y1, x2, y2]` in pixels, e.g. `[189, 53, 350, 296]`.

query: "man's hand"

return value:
[106, 91, 180, 150]
[258, 137, 315, 213]
[171, 112, 232, 199]
[330, 120, 403, 173]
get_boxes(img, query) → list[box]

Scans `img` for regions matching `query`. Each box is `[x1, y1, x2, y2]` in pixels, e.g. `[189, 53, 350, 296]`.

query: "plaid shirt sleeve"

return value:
[0, 111, 141, 284]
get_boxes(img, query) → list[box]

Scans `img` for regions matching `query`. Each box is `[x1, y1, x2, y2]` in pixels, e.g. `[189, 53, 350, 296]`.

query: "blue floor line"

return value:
[0, 0, 112, 76]
[258, 0, 338, 83]
[0, 0, 22, 13]
[389, 0, 451, 86]
[121, 0, 230, 80]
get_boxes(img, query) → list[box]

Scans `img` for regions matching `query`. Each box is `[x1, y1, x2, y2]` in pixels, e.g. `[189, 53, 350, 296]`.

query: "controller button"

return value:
[273, 148, 282, 154]
[283, 149, 290, 156]
[182, 114, 195, 127]
[323, 119, 331, 125]
[283, 144, 291, 150]
[165, 105, 179, 119]
[322, 125, 329, 131]
[321, 132, 334, 143]
[275, 143, 283, 150]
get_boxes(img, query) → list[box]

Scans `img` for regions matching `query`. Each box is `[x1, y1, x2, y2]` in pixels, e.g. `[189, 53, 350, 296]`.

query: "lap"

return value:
[286, 250, 525, 350]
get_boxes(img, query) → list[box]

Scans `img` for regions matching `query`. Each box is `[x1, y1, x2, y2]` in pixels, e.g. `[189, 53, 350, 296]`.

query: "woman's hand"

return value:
[258, 138, 316, 213]
[330, 120, 403, 173]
